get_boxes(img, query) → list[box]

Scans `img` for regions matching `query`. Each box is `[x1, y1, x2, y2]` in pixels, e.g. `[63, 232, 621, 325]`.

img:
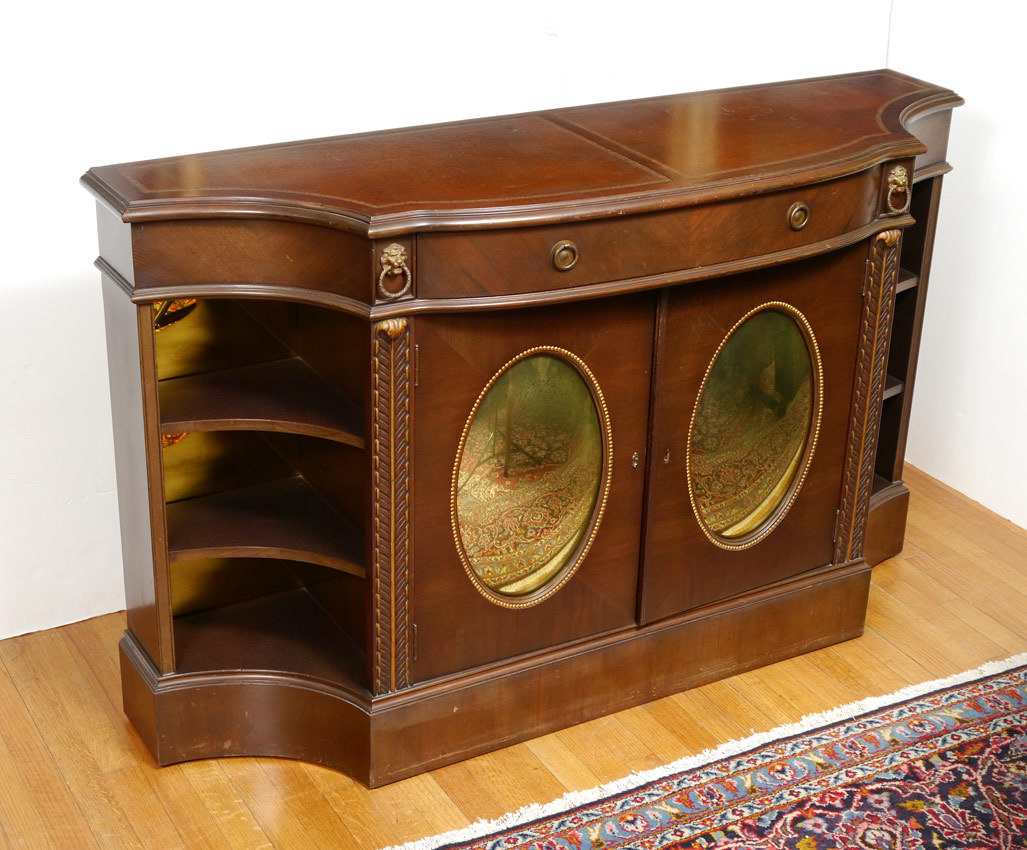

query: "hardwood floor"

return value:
[2, 465, 1025, 849]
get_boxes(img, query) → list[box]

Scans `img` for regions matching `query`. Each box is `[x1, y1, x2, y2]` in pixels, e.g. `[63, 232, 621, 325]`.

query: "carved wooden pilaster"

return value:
[835, 230, 901, 564]
[372, 317, 412, 694]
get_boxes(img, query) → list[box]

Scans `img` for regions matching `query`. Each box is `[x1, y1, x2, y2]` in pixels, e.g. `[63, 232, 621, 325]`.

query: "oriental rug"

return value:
[385, 654, 1027, 850]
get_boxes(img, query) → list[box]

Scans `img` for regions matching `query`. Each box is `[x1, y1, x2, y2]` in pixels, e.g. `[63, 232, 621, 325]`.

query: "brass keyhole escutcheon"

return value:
[551, 240, 579, 271]
[787, 202, 810, 231]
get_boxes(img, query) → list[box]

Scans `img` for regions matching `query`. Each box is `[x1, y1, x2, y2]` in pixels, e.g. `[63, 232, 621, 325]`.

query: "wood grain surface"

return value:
[82, 71, 961, 236]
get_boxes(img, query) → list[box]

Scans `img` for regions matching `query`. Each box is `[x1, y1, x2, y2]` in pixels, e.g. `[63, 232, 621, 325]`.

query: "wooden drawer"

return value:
[130, 218, 373, 303]
[416, 168, 884, 299]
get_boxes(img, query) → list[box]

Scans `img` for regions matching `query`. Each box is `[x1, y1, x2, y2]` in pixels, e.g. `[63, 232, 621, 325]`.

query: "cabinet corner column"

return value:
[835, 229, 902, 565]
[371, 317, 413, 695]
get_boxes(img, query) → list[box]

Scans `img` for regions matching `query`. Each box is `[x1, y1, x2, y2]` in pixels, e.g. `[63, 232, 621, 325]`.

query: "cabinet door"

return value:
[411, 294, 654, 682]
[640, 245, 866, 624]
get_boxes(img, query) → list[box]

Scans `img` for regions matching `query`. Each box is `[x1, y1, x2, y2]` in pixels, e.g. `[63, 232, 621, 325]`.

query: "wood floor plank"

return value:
[901, 526, 1027, 637]
[0, 634, 139, 848]
[774, 654, 871, 711]
[430, 741, 566, 822]
[299, 762, 469, 846]
[553, 712, 663, 782]
[723, 664, 825, 726]
[854, 624, 934, 685]
[903, 478, 1027, 578]
[871, 550, 959, 606]
[686, 677, 778, 737]
[0, 655, 99, 850]
[375, 774, 472, 843]
[323, 776, 427, 850]
[864, 583, 983, 678]
[942, 597, 1027, 653]
[0, 718, 59, 850]
[523, 732, 603, 792]
[139, 764, 238, 850]
[905, 466, 1027, 559]
[98, 765, 189, 850]
[912, 520, 1027, 601]
[638, 693, 741, 756]
[604, 709, 690, 770]
[324, 771, 468, 848]
[184, 761, 276, 850]
[252, 760, 365, 850]
[805, 638, 909, 700]
[216, 759, 327, 850]
[661, 686, 766, 752]
[64, 614, 128, 716]
[871, 562, 1010, 662]
[1, 465, 1025, 847]
[0, 628, 136, 776]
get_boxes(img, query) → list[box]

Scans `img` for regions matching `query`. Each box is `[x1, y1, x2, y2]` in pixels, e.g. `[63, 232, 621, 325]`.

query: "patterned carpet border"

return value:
[381, 653, 1027, 850]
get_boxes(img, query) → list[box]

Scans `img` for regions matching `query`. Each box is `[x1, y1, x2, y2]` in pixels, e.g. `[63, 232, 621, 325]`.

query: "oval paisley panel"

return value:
[453, 350, 607, 605]
[688, 305, 820, 546]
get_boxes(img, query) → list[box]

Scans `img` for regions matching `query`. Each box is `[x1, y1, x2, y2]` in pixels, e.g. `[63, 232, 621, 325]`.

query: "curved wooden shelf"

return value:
[173, 588, 367, 691]
[883, 374, 905, 400]
[159, 357, 364, 447]
[166, 476, 365, 576]
[896, 267, 919, 294]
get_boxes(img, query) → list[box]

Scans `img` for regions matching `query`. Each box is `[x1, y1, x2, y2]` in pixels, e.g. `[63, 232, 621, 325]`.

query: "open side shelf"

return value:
[173, 587, 367, 698]
[167, 476, 365, 576]
[154, 299, 292, 380]
[159, 356, 364, 446]
[866, 172, 949, 566]
[883, 374, 905, 400]
[896, 268, 919, 294]
[871, 473, 893, 498]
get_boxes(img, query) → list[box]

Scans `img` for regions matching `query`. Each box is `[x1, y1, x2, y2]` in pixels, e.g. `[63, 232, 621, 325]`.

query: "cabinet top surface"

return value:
[83, 70, 960, 237]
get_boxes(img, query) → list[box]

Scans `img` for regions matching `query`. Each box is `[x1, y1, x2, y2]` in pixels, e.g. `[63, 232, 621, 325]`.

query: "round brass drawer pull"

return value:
[551, 240, 579, 271]
[787, 202, 810, 231]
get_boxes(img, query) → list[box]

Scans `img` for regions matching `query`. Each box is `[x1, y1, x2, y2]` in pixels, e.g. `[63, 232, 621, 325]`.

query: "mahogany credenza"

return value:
[83, 70, 961, 786]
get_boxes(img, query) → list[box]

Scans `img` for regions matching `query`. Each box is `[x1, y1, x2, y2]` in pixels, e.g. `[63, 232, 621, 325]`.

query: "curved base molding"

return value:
[121, 561, 870, 787]
[120, 633, 372, 779]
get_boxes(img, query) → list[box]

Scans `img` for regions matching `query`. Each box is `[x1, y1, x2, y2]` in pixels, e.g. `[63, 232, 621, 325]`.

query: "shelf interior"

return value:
[155, 298, 367, 443]
[883, 373, 905, 401]
[873, 178, 939, 490]
[160, 356, 364, 446]
[896, 268, 919, 294]
[173, 587, 367, 697]
[872, 473, 892, 495]
[151, 296, 372, 686]
[167, 475, 365, 576]
[154, 299, 292, 380]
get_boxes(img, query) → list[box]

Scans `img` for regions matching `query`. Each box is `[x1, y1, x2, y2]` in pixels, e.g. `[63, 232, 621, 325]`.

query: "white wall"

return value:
[889, 1, 1027, 530]
[0, 0, 920, 639]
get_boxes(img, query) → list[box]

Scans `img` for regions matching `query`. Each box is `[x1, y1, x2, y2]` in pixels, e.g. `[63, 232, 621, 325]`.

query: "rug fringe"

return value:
[379, 652, 1027, 850]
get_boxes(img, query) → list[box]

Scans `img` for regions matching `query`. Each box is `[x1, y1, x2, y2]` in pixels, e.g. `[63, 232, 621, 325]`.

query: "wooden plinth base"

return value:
[120, 560, 871, 787]
[866, 482, 911, 567]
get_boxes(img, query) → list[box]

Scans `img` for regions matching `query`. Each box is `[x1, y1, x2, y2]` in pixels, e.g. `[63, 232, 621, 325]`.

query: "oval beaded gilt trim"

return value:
[449, 346, 613, 609]
[686, 301, 824, 551]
